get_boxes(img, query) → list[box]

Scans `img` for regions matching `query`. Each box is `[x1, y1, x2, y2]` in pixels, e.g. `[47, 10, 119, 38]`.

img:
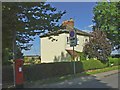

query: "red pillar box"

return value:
[15, 59, 24, 88]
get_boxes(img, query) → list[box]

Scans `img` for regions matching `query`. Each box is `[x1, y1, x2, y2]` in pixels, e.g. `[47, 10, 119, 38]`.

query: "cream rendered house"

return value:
[40, 19, 91, 63]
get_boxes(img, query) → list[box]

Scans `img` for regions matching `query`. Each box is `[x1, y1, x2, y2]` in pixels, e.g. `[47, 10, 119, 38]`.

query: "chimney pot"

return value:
[62, 18, 74, 29]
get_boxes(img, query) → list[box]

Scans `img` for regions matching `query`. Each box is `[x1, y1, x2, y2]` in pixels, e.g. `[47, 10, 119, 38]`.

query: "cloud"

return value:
[81, 24, 94, 33]
[81, 29, 92, 33]
[88, 24, 93, 28]
[107, 0, 110, 2]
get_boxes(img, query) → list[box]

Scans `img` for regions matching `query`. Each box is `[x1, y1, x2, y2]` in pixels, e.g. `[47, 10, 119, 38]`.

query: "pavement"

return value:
[92, 70, 119, 78]
[25, 69, 120, 88]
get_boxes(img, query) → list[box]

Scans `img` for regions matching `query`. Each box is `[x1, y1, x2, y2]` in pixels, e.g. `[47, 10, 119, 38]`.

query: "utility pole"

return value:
[70, 29, 76, 75]
[67, 22, 77, 75]
[73, 45, 76, 75]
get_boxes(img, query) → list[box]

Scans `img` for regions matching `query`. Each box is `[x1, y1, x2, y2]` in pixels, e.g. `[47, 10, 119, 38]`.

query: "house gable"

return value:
[40, 18, 91, 63]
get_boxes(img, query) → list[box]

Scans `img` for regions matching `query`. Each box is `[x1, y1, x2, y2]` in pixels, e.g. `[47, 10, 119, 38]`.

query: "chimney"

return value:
[62, 18, 74, 29]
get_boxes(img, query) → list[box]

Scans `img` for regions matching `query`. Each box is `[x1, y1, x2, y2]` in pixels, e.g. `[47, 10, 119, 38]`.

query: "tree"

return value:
[2, 2, 66, 50]
[2, 2, 66, 64]
[93, 2, 120, 49]
[83, 29, 111, 63]
[2, 48, 13, 65]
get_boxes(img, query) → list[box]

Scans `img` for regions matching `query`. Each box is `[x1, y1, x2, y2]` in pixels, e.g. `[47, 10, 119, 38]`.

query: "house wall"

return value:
[65, 34, 89, 52]
[40, 33, 68, 63]
[41, 32, 89, 63]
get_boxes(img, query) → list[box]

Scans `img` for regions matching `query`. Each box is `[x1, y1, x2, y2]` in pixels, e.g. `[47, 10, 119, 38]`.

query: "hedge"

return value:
[3, 58, 119, 85]
[82, 59, 108, 71]
[23, 62, 84, 82]
[109, 57, 120, 66]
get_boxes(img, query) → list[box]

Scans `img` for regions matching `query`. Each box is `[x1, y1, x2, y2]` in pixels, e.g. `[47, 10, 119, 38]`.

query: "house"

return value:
[40, 18, 91, 63]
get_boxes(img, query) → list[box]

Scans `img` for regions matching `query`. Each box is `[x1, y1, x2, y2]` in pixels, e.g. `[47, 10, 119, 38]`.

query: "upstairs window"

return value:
[77, 38, 79, 45]
[67, 37, 70, 44]
[85, 39, 88, 43]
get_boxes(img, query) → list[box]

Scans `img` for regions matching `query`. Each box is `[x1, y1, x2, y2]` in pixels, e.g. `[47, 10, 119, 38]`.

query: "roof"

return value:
[40, 28, 91, 38]
[66, 49, 78, 58]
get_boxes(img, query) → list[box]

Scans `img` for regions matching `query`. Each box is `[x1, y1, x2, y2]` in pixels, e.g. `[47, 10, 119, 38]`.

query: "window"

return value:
[77, 38, 79, 45]
[67, 37, 70, 44]
[85, 39, 88, 43]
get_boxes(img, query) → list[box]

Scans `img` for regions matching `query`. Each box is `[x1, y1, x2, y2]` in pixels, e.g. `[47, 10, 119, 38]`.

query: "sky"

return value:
[22, 2, 96, 56]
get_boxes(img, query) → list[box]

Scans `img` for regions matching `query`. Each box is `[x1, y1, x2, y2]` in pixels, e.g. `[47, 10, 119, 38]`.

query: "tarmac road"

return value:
[29, 70, 119, 88]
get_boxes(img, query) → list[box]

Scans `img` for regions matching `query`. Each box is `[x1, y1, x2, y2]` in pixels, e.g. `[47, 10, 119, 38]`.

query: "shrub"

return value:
[109, 57, 120, 66]
[77, 52, 86, 61]
[82, 59, 108, 71]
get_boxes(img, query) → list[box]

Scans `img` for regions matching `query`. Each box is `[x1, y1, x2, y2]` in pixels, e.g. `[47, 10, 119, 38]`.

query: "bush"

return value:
[77, 52, 86, 61]
[82, 59, 108, 71]
[109, 57, 120, 66]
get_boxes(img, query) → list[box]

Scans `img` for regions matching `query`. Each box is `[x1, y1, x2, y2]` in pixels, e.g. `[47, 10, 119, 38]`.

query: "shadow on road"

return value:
[28, 72, 115, 88]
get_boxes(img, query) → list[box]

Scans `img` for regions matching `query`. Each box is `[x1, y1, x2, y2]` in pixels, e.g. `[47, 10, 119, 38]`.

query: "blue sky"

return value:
[22, 2, 96, 56]
[49, 2, 96, 31]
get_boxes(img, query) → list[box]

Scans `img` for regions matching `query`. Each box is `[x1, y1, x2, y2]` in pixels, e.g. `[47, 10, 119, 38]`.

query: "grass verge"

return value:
[86, 65, 120, 75]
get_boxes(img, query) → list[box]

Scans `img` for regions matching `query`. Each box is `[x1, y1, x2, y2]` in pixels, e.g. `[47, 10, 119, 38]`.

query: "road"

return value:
[29, 71, 119, 88]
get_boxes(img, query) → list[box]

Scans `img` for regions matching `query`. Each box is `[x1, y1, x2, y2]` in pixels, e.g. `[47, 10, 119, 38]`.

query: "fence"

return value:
[2, 65, 14, 86]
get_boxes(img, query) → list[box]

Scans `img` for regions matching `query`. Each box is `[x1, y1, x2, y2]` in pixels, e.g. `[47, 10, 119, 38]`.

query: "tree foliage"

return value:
[2, 2, 66, 51]
[93, 2, 120, 49]
[83, 29, 111, 63]
[2, 48, 13, 65]
[2, 2, 66, 64]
